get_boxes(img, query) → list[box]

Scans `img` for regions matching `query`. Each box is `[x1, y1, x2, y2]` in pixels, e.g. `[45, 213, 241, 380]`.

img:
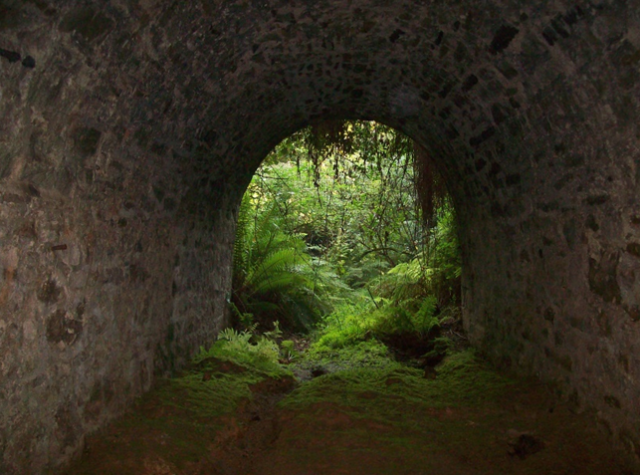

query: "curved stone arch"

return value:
[181, 0, 528, 199]
[0, 0, 639, 471]
[171, 0, 606, 363]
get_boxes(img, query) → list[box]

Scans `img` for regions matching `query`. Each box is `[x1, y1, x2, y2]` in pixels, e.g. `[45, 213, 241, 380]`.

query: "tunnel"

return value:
[0, 0, 639, 472]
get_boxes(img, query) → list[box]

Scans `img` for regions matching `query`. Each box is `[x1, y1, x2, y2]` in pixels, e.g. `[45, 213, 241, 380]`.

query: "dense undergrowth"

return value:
[230, 121, 462, 368]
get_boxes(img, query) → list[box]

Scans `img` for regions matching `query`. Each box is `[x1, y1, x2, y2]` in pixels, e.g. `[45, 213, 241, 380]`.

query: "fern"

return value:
[195, 325, 287, 376]
[371, 203, 461, 312]
[231, 192, 344, 330]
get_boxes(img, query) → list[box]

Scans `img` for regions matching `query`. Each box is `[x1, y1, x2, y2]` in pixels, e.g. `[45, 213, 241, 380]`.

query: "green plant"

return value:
[280, 340, 298, 360]
[263, 320, 283, 341]
[312, 296, 377, 349]
[196, 327, 288, 376]
[231, 193, 338, 331]
[424, 205, 462, 307]
[367, 297, 440, 339]
[233, 120, 462, 347]
[259, 122, 429, 288]
[423, 336, 455, 360]
[371, 204, 460, 311]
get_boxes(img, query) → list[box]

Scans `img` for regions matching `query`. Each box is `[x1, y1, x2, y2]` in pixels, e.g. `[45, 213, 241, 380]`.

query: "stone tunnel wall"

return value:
[0, 2, 235, 472]
[1, 0, 640, 472]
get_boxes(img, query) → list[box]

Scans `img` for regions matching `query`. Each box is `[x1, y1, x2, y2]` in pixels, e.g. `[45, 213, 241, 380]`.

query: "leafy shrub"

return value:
[231, 193, 344, 331]
[367, 297, 440, 338]
[195, 327, 288, 376]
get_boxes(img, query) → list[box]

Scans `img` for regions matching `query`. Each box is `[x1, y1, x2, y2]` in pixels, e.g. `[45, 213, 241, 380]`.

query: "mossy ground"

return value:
[256, 349, 632, 475]
[63, 346, 635, 475]
[63, 354, 292, 475]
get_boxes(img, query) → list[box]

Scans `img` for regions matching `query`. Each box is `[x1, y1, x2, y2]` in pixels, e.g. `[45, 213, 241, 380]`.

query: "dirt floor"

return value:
[62, 349, 638, 475]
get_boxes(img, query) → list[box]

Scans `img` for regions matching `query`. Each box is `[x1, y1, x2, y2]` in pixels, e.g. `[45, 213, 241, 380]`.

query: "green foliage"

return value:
[232, 120, 462, 350]
[423, 335, 456, 360]
[312, 295, 379, 349]
[231, 192, 343, 331]
[368, 298, 440, 338]
[281, 349, 515, 418]
[257, 121, 461, 305]
[371, 202, 461, 310]
[259, 122, 424, 287]
[195, 326, 289, 377]
[424, 205, 462, 306]
[311, 296, 441, 353]
[280, 340, 298, 360]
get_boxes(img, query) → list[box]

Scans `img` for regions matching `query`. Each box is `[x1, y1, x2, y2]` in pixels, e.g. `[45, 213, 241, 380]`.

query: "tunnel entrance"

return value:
[230, 120, 460, 344]
[2, 0, 640, 472]
[229, 118, 464, 381]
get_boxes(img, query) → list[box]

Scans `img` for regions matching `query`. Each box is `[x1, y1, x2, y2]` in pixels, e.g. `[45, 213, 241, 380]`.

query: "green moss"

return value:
[156, 372, 256, 417]
[281, 349, 515, 434]
[195, 328, 293, 378]
[432, 348, 515, 401]
[294, 339, 398, 374]
[67, 346, 292, 472]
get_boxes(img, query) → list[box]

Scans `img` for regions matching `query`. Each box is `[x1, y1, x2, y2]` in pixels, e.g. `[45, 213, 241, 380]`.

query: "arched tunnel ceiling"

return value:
[142, 0, 629, 205]
[1, 0, 640, 472]
[146, 0, 570, 206]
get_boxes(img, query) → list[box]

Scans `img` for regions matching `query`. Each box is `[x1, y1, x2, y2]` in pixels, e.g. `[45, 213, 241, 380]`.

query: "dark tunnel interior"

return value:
[0, 0, 639, 472]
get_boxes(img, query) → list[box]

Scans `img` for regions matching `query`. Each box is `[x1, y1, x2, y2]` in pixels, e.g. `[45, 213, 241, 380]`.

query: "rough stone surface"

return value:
[0, 0, 639, 472]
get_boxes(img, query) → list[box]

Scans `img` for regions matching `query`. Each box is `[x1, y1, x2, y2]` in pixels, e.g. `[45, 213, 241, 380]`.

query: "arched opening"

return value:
[230, 120, 459, 332]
